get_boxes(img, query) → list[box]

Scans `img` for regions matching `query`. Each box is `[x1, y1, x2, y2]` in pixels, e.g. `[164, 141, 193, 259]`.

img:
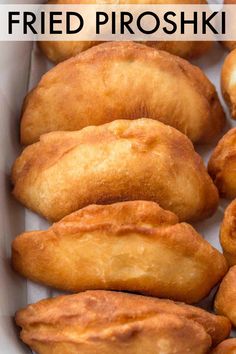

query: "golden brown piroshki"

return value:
[21, 42, 225, 145]
[215, 266, 236, 327]
[221, 49, 236, 119]
[220, 198, 236, 265]
[12, 119, 219, 222]
[208, 128, 236, 199]
[15, 290, 231, 354]
[12, 201, 227, 303]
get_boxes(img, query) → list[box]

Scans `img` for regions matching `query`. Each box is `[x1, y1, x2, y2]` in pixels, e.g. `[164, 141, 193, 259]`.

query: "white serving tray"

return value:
[0, 3, 235, 353]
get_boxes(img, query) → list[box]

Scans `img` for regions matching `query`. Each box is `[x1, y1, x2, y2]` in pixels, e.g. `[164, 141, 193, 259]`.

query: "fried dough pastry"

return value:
[220, 199, 236, 265]
[21, 42, 225, 145]
[15, 290, 231, 354]
[208, 128, 236, 199]
[12, 201, 227, 303]
[215, 266, 236, 327]
[12, 119, 219, 222]
[211, 339, 236, 353]
[39, 0, 212, 64]
[40, 40, 212, 65]
[18, 313, 212, 354]
[221, 49, 236, 119]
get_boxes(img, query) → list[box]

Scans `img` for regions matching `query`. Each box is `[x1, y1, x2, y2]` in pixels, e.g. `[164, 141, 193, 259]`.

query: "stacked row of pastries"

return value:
[10, 0, 236, 352]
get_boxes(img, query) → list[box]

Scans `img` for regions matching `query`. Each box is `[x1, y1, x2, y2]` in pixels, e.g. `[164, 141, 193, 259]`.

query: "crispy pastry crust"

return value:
[21, 42, 225, 145]
[12, 201, 227, 303]
[38, 40, 212, 64]
[15, 291, 231, 353]
[208, 128, 236, 199]
[39, 40, 212, 64]
[215, 266, 236, 327]
[39, 0, 212, 64]
[16, 313, 211, 354]
[12, 119, 219, 222]
[211, 339, 236, 353]
[221, 49, 236, 119]
[220, 199, 236, 265]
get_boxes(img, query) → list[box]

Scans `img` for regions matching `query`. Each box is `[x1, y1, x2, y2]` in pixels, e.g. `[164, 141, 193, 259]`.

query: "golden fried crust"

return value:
[12, 201, 227, 303]
[16, 313, 211, 354]
[221, 49, 236, 119]
[220, 199, 236, 265]
[40, 40, 212, 64]
[21, 42, 225, 145]
[45, 200, 180, 228]
[208, 128, 236, 199]
[211, 339, 236, 353]
[15, 291, 231, 352]
[39, 0, 212, 64]
[12, 119, 219, 222]
[148, 41, 212, 59]
[215, 266, 236, 327]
